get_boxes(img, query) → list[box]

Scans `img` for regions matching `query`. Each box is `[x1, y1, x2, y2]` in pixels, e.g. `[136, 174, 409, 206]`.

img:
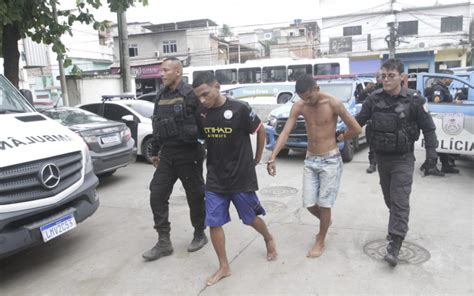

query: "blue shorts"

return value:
[302, 149, 343, 208]
[205, 191, 266, 227]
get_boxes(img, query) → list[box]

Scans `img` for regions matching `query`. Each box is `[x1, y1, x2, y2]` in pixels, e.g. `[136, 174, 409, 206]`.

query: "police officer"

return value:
[429, 69, 460, 174]
[355, 59, 441, 266]
[431, 70, 454, 103]
[142, 57, 208, 261]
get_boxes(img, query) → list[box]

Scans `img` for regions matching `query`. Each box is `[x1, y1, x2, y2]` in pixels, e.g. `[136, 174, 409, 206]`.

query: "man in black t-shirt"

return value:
[193, 72, 277, 286]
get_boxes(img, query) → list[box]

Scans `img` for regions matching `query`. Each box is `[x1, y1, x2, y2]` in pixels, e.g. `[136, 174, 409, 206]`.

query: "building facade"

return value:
[111, 19, 228, 95]
[319, 1, 472, 75]
[236, 21, 320, 60]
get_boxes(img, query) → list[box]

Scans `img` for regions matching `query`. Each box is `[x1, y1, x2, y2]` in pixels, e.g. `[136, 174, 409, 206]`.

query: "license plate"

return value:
[100, 133, 121, 147]
[40, 214, 77, 242]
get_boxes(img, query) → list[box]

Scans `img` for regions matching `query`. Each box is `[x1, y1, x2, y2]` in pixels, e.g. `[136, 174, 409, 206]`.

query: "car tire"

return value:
[277, 148, 290, 157]
[341, 139, 354, 163]
[142, 137, 154, 164]
[277, 93, 292, 104]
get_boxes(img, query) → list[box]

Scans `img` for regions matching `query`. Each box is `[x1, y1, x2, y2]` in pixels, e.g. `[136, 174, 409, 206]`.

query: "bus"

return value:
[182, 57, 349, 104]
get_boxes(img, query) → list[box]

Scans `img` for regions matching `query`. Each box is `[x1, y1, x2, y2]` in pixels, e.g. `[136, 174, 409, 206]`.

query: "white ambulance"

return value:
[0, 74, 99, 258]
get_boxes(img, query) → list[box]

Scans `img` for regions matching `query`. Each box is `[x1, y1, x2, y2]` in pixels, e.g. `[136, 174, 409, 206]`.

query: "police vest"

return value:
[369, 94, 420, 153]
[152, 88, 198, 145]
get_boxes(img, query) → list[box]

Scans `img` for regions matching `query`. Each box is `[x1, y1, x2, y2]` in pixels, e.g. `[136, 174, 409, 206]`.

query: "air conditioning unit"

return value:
[154, 51, 160, 58]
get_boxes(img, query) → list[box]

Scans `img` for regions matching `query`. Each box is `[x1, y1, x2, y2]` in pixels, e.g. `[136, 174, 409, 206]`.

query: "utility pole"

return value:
[117, 11, 132, 93]
[385, 0, 402, 59]
[51, 0, 69, 106]
[470, 20, 474, 66]
[237, 43, 241, 64]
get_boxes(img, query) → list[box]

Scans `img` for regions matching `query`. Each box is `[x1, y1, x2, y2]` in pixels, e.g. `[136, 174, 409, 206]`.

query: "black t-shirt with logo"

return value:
[197, 98, 261, 194]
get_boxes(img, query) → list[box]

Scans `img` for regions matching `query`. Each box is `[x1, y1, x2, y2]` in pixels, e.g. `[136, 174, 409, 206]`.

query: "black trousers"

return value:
[439, 153, 455, 167]
[368, 146, 376, 165]
[366, 123, 376, 165]
[375, 152, 415, 238]
[149, 154, 205, 236]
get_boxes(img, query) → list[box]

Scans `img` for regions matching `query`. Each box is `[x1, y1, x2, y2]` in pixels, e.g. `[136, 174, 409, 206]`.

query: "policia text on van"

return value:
[0, 74, 99, 258]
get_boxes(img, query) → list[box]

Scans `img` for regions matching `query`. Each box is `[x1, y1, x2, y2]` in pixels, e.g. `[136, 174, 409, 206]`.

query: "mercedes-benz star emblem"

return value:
[39, 163, 61, 189]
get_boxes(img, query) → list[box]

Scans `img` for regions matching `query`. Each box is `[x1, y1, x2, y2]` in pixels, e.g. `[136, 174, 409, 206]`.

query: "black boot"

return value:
[187, 230, 208, 252]
[142, 234, 173, 261]
[366, 163, 376, 174]
[441, 165, 459, 174]
[384, 234, 403, 267]
[420, 161, 445, 177]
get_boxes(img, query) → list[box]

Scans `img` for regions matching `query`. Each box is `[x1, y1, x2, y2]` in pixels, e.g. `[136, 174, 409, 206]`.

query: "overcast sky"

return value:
[63, 0, 469, 31]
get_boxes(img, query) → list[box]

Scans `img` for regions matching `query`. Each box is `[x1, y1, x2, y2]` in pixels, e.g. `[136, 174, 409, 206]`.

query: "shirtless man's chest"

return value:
[301, 100, 338, 154]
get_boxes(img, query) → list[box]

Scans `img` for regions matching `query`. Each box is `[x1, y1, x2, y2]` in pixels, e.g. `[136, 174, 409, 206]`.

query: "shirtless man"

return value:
[267, 74, 361, 257]
[193, 72, 277, 286]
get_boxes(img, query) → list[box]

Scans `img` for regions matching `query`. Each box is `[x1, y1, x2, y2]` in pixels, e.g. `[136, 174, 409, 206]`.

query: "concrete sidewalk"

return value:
[0, 144, 472, 295]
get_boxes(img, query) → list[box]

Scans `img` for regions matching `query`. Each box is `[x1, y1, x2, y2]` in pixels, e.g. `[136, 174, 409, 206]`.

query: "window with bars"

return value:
[162, 40, 177, 54]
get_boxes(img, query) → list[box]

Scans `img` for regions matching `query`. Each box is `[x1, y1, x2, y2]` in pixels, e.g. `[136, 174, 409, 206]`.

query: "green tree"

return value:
[0, 0, 147, 88]
[219, 24, 233, 38]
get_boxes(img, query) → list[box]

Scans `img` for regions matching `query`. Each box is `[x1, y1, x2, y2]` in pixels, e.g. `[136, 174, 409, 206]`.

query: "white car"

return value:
[78, 99, 155, 163]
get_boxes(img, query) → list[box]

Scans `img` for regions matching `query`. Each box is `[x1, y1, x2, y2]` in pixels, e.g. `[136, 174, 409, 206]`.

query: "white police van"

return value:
[0, 74, 99, 258]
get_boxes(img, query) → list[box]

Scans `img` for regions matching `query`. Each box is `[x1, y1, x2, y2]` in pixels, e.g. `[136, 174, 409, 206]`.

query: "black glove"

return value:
[420, 159, 444, 177]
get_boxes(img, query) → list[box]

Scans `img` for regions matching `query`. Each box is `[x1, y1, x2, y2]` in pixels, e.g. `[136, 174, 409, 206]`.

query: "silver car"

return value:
[40, 107, 137, 176]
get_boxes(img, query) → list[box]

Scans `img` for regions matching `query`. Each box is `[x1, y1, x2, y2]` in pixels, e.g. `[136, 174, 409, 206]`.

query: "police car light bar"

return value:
[101, 94, 136, 101]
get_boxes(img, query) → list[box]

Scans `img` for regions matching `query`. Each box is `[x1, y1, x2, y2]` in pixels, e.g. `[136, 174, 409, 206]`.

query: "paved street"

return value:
[0, 143, 473, 295]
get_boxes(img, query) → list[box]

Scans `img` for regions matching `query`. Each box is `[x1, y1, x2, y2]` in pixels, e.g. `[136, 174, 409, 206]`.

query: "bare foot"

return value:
[306, 234, 325, 258]
[264, 237, 278, 261]
[206, 267, 231, 286]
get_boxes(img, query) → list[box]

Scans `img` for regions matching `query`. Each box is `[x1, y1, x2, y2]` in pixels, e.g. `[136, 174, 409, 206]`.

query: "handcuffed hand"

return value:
[267, 160, 276, 176]
[151, 156, 160, 168]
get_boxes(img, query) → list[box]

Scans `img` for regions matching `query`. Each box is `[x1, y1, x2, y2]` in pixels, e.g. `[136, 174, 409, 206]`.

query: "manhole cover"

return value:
[261, 201, 288, 213]
[363, 239, 431, 265]
[169, 195, 187, 206]
[259, 186, 298, 198]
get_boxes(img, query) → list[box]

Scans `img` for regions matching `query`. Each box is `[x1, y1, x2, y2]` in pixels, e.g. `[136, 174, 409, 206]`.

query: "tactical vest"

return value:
[152, 87, 198, 145]
[369, 95, 420, 153]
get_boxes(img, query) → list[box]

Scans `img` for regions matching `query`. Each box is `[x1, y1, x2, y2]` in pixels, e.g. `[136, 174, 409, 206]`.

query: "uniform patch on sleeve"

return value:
[423, 103, 429, 113]
[249, 109, 257, 121]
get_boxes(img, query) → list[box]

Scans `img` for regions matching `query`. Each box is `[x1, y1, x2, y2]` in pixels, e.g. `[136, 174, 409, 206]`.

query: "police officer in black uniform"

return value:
[355, 59, 441, 266]
[142, 57, 208, 261]
[429, 69, 460, 174]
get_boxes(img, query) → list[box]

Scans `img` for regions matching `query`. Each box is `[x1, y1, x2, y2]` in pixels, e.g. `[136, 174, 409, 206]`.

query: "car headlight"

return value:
[267, 115, 277, 127]
[83, 148, 93, 174]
